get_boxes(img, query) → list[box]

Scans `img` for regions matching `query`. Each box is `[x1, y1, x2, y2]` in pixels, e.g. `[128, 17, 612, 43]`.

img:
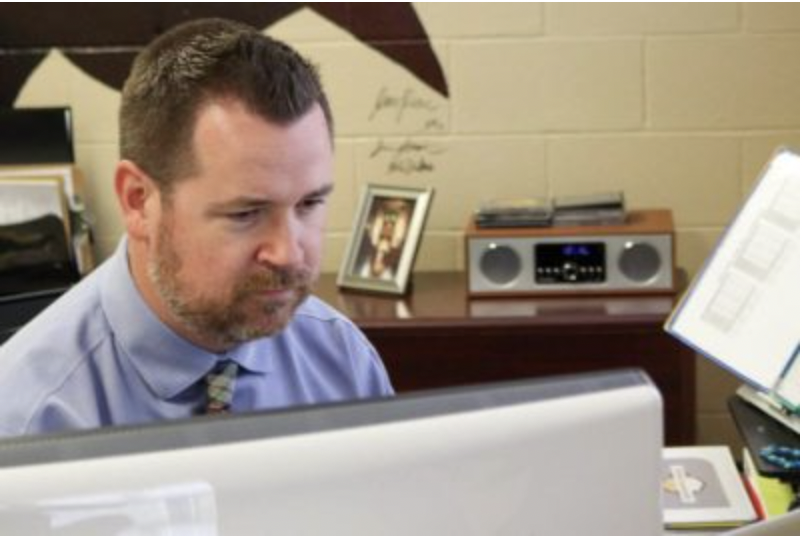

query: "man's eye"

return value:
[227, 209, 261, 223]
[299, 197, 326, 213]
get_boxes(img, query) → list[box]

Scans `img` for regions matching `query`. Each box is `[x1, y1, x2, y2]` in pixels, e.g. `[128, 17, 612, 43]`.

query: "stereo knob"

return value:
[480, 244, 522, 285]
[619, 242, 661, 282]
[562, 261, 579, 281]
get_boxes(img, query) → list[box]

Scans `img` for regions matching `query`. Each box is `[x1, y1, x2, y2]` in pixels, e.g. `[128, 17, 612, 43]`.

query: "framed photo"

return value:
[337, 184, 434, 295]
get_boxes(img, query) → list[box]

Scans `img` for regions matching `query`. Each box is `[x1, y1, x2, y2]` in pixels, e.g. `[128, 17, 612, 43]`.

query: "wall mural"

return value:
[1, 1, 451, 250]
[0, 3, 449, 106]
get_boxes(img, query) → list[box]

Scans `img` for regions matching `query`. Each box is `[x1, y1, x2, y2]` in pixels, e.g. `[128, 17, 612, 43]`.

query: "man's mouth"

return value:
[259, 288, 295, 300]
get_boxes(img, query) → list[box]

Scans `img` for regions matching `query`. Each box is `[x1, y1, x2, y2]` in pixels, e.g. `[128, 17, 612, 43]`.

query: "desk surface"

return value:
[315, 271, 696, 445]
[315, 271, 676, 329]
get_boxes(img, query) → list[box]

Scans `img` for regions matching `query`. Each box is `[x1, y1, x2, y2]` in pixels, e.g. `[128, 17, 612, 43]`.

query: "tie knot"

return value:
[204, 361, 239, 414]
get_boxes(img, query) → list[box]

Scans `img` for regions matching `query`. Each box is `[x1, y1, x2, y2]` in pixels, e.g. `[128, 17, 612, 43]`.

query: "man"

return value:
[0, 18, 393, 437]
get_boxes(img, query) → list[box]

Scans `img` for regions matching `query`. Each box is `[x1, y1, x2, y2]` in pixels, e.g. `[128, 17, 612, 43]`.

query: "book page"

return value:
[0, 164, 78, 210]
[666, 149, 800, 392]
[774, 353, 799, 412]
[0, 177, 68, 227]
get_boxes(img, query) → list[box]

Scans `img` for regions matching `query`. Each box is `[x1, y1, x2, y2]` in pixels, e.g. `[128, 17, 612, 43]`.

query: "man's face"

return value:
[145, 100, 333, 351]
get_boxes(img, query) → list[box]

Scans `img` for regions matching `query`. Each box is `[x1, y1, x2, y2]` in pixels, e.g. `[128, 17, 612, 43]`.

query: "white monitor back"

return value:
[0, 369, 663, 535]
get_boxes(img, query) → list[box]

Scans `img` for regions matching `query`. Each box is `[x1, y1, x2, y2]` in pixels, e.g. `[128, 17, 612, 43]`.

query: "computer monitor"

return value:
[0, 287, 66, 345]
[0, 107, 74, 164]
[0, 369, 664, 535]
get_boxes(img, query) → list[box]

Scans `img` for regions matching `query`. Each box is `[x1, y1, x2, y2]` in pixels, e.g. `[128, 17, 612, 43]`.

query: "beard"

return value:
[148, 223, 313, 350]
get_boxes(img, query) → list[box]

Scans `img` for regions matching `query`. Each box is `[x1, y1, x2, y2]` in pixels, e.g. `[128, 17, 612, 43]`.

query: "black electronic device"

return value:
[0, 214, 79, 298]
[0, 107, 74, 164]
[534, 242, 607, 284]
[729, 395, 800, 478]
[0, 287, 66, 344]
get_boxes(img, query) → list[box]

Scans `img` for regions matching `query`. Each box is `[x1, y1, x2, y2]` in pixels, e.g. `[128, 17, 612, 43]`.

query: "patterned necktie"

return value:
[204, 361, 239, 414]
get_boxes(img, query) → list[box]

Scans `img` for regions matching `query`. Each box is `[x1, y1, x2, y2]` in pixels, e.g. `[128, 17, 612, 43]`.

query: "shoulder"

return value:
[292, 295, 372, 346]
[0, 269, 112, 435]
[281, 295, 394, 397]
[3, 266, 110, 353]
[295, 294, 353, 323]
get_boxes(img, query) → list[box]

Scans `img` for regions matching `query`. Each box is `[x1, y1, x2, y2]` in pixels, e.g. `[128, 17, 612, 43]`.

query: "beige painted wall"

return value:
[14, 3, 800, 448]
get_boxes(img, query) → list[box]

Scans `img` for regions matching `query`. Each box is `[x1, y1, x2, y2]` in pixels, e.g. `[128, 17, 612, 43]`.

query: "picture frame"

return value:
[337, 184, 434, 295]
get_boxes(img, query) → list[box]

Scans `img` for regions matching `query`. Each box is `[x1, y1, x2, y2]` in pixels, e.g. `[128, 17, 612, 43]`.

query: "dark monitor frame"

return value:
[0, 107, 74, 164]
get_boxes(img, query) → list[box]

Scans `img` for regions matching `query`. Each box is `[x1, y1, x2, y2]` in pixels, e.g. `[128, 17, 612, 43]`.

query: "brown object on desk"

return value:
[315, 270, 696, 445]
[465, 209, 676, 297]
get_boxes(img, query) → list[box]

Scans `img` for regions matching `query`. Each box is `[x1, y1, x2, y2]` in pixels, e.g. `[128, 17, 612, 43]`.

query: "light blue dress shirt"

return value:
[0, 238, 393, 437]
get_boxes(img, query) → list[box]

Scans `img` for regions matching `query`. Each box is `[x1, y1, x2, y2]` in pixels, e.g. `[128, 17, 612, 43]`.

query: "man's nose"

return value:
[255, 216, 304, 268]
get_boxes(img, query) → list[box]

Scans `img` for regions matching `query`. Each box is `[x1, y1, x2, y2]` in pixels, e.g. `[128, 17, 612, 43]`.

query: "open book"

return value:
[665, 149, 800, 403]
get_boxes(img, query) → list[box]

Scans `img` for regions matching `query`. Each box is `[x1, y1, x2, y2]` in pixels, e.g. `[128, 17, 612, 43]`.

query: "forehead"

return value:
[177, 100, 333, 200]
[194, 99, 330, 162]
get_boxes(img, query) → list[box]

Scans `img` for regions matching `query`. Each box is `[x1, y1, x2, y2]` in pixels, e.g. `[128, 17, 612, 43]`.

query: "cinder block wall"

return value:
[6, 3, 800, 448]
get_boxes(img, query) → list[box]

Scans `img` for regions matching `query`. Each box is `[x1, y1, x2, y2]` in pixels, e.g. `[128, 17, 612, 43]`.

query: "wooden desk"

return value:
[315, 271, 696, 445]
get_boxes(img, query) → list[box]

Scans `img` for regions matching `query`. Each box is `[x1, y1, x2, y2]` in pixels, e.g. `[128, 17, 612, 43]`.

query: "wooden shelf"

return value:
[315, 271, 696, 445]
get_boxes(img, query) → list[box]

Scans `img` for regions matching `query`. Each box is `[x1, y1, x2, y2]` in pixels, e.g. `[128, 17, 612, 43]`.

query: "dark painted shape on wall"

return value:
[0, 53, 47, 107]
[0, 3, 449, 106]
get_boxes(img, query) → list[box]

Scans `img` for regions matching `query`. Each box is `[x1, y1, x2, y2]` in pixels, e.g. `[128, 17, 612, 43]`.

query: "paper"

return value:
[0, 164, 80, 210]
[666, 149, 800, 392]
[774, 353, 799, 412]
[736, 384, 800, 434]
[0, 176, 68, 231]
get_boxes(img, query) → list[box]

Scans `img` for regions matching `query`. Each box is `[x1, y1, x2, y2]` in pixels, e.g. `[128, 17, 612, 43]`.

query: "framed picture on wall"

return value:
[337, 184, 434, 295]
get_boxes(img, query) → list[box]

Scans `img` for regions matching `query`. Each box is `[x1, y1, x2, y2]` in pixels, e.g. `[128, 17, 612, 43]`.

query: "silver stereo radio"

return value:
[466, 209, 675, 296]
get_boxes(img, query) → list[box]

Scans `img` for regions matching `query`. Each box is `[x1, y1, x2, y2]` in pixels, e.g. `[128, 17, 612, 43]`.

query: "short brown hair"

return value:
[120, 18, 333, 192]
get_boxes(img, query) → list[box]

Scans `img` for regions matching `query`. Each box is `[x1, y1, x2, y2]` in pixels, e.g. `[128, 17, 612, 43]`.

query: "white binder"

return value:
[666, 148, 800, 401]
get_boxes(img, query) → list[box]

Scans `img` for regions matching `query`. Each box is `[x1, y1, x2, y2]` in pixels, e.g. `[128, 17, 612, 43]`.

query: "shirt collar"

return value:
[101, 237, 274, 400]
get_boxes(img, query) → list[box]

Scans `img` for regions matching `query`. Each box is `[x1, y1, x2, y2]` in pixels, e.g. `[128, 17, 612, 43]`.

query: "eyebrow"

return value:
[206, 184, 335, 213]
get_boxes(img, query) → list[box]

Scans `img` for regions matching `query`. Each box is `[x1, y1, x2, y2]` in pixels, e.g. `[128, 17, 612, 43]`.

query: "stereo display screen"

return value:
[535, 242, 606, 284]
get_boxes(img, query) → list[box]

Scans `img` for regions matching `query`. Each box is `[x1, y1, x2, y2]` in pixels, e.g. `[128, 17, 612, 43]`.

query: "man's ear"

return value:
[115, 160, 159, 241]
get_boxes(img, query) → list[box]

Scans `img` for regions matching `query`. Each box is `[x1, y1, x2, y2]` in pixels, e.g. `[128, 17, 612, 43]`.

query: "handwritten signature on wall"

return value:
[367, 86, 447, 176]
